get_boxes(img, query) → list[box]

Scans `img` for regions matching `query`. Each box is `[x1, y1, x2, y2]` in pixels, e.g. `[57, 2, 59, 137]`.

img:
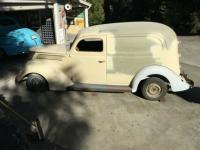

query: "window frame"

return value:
[70, 36, 106, 56]
[76, 38, 103, 52]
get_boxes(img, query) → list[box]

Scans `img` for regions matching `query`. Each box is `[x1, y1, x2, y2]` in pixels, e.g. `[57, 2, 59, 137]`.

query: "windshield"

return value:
[67, 34, 79, 51]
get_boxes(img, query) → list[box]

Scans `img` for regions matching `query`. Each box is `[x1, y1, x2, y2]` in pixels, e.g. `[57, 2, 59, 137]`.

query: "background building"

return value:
[0, 0, 91, 44]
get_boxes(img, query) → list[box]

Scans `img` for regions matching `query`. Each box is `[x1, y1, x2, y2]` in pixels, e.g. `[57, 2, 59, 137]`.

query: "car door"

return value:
[70, 36, 107, 85]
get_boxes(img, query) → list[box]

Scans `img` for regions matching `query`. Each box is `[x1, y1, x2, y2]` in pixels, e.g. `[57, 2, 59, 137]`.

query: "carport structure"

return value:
[0, 0, 53, 11]
[0, 0, 91, 44]
[0, 0, 56, 44]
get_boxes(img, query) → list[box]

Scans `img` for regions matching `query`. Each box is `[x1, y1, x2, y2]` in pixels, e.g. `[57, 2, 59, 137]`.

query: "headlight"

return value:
[31, 35, 37, 40]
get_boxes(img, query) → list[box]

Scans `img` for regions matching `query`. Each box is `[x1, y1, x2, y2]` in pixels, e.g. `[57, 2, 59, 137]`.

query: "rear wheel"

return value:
[26, 74, 48, 92]
[141, 77, 167, 101]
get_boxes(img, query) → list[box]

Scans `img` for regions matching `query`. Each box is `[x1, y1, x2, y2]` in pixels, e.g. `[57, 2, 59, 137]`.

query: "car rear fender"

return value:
[132, 65, 191, 93]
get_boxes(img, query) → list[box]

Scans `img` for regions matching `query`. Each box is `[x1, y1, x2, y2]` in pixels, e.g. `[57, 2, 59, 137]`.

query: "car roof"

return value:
[79, 22, 176, 38]
[78, 22, 178, 54]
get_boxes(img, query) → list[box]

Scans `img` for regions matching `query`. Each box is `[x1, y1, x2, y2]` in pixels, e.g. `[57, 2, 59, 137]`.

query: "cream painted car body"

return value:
[16, 22, 192, 92]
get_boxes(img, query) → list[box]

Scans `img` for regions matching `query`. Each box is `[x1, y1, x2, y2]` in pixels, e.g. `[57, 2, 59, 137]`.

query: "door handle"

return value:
[98, 60, 105, 63]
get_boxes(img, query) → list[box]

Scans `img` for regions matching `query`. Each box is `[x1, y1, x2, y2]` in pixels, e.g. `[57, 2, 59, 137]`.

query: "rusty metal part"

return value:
[180, 71, 194, 88]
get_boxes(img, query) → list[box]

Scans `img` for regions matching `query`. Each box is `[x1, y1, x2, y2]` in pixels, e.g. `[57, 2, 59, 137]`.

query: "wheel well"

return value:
[148, 74, 170, 83]
[136, 74, 171, 92]
[23, 73, 49, 89]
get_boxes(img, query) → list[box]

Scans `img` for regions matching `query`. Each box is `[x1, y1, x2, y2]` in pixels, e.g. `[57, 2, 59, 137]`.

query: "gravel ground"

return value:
[0, 36, 199, 150]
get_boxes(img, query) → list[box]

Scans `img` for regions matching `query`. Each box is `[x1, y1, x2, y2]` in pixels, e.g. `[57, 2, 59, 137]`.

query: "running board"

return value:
[67, 83, 132, 93]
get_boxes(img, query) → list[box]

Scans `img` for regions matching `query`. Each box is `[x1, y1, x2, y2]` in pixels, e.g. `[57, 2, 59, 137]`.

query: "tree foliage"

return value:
[87, 0, 199, 35]
[88, 0, 105, 25]
[103, 0, 200, 35]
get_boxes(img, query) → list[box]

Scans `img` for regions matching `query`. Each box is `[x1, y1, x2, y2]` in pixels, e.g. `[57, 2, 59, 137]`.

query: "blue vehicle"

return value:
[0, 16, 43, 57]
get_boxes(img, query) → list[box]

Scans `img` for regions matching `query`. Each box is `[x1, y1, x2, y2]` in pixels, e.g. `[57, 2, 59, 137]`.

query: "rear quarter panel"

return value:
[106, 35, 164, 86]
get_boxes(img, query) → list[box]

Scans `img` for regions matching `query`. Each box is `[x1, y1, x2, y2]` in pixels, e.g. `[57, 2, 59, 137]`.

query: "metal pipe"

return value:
[84, 8, 89, 27]
[53, 2, 60, 44]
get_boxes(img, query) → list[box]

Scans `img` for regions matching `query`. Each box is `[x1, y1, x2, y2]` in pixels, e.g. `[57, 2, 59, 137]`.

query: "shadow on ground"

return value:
[176, 87, 200, 104]
[0, 90, 90, 150]
[0, 55, 28, 80]
[0, 56, 91, 150]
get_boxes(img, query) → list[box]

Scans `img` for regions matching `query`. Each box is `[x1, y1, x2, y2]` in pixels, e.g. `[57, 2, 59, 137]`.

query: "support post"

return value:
[84, 8, 89, 27]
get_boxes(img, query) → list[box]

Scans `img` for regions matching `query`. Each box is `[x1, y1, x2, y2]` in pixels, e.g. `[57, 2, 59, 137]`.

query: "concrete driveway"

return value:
[0, 36, 200, 150]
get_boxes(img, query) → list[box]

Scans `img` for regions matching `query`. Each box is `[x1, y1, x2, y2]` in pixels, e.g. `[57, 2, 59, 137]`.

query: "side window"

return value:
[76, 38, 103, 52]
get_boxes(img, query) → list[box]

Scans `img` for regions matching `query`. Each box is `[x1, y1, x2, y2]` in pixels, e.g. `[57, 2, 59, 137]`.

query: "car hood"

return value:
[30, 44, 69, 54]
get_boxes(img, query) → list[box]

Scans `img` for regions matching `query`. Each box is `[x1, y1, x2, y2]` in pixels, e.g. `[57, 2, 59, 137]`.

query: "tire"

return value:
[141, 77, 167, 101]
[26, 74, 48, 92]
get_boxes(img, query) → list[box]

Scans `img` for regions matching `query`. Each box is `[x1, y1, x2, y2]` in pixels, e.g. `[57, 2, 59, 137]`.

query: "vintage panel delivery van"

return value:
[16, 22, 193, 101]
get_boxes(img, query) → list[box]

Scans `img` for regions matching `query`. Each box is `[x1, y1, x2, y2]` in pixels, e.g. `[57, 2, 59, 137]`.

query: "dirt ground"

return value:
[0, 36, 200, 150]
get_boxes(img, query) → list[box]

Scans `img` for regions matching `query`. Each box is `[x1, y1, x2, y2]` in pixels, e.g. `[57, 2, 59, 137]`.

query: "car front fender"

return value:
[132, 65, 191, 93]
[16, 60, 73, 91]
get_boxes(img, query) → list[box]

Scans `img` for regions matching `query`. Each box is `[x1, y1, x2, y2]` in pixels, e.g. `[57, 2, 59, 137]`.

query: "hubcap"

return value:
[146, 83, 162, 98]
[30, 77, 42, 88]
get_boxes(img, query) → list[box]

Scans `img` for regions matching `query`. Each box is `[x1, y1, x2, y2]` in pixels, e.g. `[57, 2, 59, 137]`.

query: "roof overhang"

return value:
[0, 0, 91, 11]
[0, 0, 53, 4]
[78, 0, 91, 9]
[0, 0, 53, 11]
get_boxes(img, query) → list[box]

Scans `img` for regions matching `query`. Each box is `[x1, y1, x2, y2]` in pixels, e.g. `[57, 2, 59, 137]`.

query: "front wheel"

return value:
[141, 77, 167, 101]
[26, 74, 48, 92]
